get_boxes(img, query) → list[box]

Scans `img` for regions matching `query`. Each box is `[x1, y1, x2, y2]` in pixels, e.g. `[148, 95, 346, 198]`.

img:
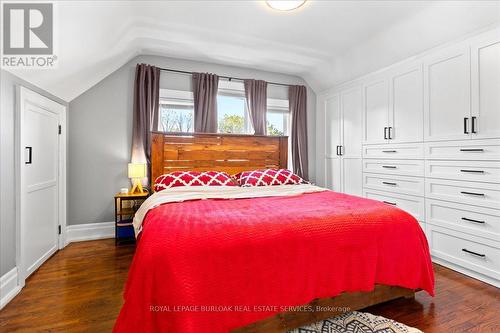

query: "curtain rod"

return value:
[158, 67, 294, 88]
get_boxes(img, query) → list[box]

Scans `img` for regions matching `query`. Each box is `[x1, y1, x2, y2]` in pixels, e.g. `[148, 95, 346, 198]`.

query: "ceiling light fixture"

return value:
[266, 1, 306, 11]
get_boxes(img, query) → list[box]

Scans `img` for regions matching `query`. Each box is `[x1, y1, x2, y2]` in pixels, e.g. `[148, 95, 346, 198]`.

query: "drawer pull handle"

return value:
[461, 217, 485, 224]
[382, 150, 397, 153]
[459, 148, 484, 152]
[460, 191, 485, 197]
[383, 201, 397, 206]
[382, 165, 397, 169]
[460, 169, 484, 173]
[462, 248, 486, 258]
[382, 182, 397, 186]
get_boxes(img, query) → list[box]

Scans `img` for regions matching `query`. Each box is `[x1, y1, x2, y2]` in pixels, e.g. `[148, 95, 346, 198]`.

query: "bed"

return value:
[113, 132, 434, 333]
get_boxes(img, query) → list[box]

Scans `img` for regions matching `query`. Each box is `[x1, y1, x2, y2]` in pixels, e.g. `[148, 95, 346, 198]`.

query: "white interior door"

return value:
[363, 79, 389, 144]
[324, 94, 342, 192]
[341, 87, 363, 157]
[341, 158, 363, 196]
[325, 157, 342, 192]
[389, 64, 423, 143]
[471, 28, 500, 140]
[18, 87, 65, 282]
[325, 94, 342, 158]
[423, 45, 471, 141]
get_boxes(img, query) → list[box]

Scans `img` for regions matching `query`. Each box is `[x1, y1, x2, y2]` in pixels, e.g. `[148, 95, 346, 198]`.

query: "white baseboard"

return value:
[0, 267, 21, 309]
[65, 222, 115, 245]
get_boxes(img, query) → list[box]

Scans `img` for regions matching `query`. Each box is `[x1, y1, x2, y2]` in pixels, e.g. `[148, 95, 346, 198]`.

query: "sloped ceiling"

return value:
[5, 0, 500, 101]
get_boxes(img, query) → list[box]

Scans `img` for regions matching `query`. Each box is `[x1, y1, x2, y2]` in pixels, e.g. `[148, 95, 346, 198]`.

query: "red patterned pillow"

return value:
[154, 171, 236, 192]
[234, 169, 305, 187]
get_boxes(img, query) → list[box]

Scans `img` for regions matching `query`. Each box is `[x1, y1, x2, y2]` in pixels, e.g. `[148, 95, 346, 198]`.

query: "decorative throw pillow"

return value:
[154, 171, 236, 192]
[234, 169, 305, 187]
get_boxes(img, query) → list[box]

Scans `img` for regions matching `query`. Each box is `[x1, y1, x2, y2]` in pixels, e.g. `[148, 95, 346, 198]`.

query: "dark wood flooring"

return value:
[0, 239, 499, 332]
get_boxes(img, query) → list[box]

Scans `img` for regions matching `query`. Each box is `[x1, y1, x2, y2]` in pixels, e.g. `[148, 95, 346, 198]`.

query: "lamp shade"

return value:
[128, 163, 146, 179]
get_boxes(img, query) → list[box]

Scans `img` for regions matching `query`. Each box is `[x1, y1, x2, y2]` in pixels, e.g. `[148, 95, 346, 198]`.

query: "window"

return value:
[159, 85, 290, 137]
[158, 89, 194, 133]
[266, 98, 289, 136]
[217, 81, 252, 134]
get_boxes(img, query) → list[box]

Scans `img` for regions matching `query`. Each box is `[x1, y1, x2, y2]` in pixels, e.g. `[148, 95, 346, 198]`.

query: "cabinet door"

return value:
[342, 158, 362, 196]
[389, 64, 423, 143]
[424, 45, 471, 141]
[341, 87, 363, 157]
[324, 95, 342, 158]
[363, 79, 389, 144]
[471, 28, 500, 140]
[325, 157, 342, 192]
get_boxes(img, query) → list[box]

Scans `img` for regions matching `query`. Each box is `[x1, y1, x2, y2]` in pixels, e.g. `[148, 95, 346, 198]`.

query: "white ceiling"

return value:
[4, 0, 500, 101]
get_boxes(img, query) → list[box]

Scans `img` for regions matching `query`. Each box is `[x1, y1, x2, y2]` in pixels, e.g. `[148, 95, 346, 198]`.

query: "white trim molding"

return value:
[65, 222, 115, 245]
[0, 267, 21, 309]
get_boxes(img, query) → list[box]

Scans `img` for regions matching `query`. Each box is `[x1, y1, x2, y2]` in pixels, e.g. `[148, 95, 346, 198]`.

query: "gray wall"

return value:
[68, 55, 316, 226]
[0, 70, 68, 276]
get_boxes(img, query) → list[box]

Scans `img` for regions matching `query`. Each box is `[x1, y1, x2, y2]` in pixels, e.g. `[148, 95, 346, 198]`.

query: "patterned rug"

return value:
[287, 311, 422, 333]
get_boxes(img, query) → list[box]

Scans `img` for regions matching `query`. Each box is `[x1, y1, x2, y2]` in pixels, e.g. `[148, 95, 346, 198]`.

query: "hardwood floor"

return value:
[1, 239, 499, 332]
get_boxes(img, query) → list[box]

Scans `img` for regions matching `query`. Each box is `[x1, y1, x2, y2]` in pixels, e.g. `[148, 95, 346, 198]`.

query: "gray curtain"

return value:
[289, 85, 308, 180]
[244, 79, 268, 135]
[131, 63, 160, 183]
[193, 73, 219, 133]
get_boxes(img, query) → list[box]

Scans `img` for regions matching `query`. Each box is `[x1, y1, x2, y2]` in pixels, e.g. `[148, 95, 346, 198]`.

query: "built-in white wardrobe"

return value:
[322, 87, 363, 195]
[317, 26, 500, 287]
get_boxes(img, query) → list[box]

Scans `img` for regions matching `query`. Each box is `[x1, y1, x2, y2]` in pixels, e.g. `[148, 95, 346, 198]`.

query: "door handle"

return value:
[25, 147, 32, 164]
[464, 117, 469, 134]
[339, 145, 343, 156]
[388, 127, 393, 139]
[462, 248, 485, 258]
[336, 145, 340, 156]
[472, 116, 477, 134]
[384, 127, 388, 140]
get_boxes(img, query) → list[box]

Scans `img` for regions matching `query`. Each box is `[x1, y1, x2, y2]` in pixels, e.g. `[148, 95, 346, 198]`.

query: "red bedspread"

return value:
[113, 191, 434, 333]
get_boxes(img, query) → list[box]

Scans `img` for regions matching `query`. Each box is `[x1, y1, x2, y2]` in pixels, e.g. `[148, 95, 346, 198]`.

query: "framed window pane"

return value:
[158, 102, 194, 132]
[267, 110, 288, 136]
[217, 95, 251, 134]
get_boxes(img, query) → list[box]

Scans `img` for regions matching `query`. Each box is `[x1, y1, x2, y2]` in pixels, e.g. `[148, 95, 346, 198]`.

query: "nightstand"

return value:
[114, 192, 149, 245]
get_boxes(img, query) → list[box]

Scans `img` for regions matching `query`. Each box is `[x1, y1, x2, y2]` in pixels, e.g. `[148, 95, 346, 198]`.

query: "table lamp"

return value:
[128, 163, 147, 194]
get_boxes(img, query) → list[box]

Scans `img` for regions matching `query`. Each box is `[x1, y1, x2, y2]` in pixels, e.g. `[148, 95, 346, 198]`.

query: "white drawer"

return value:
[425, 178, 500, 209]
[362, 159, 424, 177]
[425, 139, 500, 161]
[427, 225, 500, 282]
[363, 189, 425, 222]
[363, 173, 424, 196]
[362, 143, 424, 159]
[425, 160, 500, 183]
[426, 199, 500, 241]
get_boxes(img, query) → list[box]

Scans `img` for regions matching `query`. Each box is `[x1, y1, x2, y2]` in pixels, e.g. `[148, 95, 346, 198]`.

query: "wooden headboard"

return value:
[151, 132, 288, 187]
